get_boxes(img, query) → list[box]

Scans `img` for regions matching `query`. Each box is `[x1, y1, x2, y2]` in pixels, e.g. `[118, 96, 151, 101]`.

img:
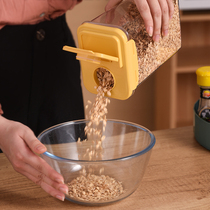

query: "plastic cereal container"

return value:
[64, 0, 181, 100]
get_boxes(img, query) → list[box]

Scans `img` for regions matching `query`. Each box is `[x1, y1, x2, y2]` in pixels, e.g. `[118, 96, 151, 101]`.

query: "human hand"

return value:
[0, 116, 68, 201]
[105, 0, 174, 42]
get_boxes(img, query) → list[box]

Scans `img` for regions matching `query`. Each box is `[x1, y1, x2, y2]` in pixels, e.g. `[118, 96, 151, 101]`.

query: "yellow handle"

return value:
[63, 46, 119, 64]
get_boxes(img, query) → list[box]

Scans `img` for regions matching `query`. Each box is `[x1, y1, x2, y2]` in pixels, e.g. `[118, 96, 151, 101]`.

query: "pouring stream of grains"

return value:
[67, 68, 125, 201]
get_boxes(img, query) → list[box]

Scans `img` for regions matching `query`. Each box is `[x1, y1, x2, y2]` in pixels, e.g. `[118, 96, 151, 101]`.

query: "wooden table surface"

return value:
[1, 126, 210, 210]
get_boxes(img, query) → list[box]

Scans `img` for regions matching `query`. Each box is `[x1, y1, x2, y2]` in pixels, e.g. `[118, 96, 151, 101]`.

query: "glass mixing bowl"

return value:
[37, 119, 155, 206]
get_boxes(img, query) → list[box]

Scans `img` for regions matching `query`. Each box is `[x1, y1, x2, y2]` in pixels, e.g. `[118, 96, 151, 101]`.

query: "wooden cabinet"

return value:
[155, 10, 210, 130]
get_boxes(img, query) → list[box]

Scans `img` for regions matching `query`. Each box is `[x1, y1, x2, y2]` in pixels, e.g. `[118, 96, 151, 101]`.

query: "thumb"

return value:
[22, 128, 47, 154]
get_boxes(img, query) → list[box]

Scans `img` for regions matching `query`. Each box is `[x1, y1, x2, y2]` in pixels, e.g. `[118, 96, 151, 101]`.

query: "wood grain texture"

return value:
[1, 126, 210, 209]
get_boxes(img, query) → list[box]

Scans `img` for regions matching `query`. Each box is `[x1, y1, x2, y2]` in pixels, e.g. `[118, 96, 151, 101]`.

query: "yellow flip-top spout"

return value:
[63, 46, 119, 65]
[63, 22, 138, 100]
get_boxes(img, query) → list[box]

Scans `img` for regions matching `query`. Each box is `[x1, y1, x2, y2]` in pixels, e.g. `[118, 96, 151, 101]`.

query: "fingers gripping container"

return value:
[63, 0, 181, 100]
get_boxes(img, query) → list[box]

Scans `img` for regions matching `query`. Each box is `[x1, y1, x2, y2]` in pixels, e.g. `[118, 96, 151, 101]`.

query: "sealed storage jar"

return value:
[64, 0, 181, 100]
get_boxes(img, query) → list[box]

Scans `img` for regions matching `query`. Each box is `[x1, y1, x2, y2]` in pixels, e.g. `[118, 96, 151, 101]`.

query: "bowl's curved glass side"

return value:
[64, 152, 152, 205]
[38, 119, 155, 205]
[38, 120, 155, 162]
[38, 121, 88, 160]
[101, 121, 155, 160]
[38, 121, 87, 144]
[41, 144, 153, 205]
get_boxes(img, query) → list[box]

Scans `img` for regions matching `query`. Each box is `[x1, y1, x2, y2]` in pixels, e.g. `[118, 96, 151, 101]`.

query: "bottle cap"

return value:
[196, 66, 210, 87]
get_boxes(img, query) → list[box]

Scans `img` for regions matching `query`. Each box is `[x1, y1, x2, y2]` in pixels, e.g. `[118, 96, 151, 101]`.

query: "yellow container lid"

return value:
[196, 66, 210, 87]
[63, 22, 138, 100]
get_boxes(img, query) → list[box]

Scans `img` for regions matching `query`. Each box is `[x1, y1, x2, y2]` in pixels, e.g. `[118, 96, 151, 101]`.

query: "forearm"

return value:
[0, 0, 49, 29]
[0, 0, 83, 29]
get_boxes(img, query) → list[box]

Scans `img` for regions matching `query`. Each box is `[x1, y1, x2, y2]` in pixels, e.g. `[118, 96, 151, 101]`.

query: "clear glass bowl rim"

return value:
[37, 119, 156, 163]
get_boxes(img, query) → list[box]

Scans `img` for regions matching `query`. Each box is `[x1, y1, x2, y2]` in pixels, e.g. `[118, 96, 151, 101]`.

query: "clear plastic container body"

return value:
[89, 0, 181, 85]
[90, 0, 133, 40]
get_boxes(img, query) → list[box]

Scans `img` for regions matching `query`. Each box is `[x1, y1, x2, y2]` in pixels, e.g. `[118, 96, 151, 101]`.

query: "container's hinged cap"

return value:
[63, 22, 138, 100]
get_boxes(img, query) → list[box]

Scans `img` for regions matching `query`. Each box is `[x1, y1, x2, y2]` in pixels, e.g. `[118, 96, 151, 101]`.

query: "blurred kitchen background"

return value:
[66, 0, 210, 131]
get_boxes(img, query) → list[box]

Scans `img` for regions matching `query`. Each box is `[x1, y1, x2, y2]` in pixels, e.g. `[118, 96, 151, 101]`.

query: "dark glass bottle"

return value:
[196, 66, 210, 122]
